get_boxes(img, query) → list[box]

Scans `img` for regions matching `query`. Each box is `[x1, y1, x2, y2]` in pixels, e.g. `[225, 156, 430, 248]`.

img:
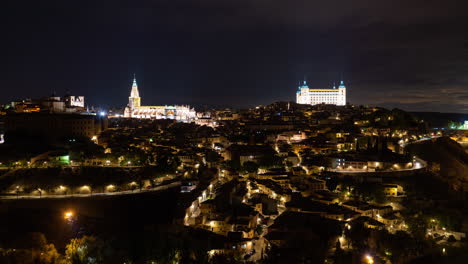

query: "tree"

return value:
[376, 230, 432, 264]
[447, 121, 462, 129]
[405, 213, 428, 240]
[3, 233, 64, 264]
[209, 252, 243, 264]
[447, 235, 457, 243]
[326, 177, 339, 191]
[155, 152, 180, 173]
[65, 236, 106, 264]
[242, 161, 259, 173]
[222, 160, 241, 172]
[255, 225, 263, 236]
[258, 154, 284, 169]
[355, 182, 386, 203]
[346, 222, 370, 250]
[205, 150, 222, 163]
[333, 240, 353, 264]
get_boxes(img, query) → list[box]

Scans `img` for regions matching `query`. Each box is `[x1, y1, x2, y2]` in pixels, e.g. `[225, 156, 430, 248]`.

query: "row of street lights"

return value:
[4, 159, 139, 168]
[12, 178, 169, 198]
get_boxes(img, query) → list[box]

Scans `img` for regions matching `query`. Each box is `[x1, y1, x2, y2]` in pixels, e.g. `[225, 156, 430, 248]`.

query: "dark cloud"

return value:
[1, 0, 467, 113]
[142, 0, 466, 30]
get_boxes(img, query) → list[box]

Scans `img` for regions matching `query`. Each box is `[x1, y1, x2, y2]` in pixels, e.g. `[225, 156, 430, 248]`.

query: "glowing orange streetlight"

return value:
[64, 211, 74, 220]
[364, 255, 374, 264]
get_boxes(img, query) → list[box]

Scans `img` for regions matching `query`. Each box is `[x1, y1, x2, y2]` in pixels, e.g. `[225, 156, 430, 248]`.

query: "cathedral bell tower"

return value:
[124, 74, 141, 117]
[128, 74, 141, 109]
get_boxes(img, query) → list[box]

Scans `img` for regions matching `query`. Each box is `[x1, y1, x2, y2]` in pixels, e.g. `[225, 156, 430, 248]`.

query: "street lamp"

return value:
[57, 185, 67, 195]
[80, 185, 91, 194]
[64, 211, 74, 220]
[365, 254, 374, 264]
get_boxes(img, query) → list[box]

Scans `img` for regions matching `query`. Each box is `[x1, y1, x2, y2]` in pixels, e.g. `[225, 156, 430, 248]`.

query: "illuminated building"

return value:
[4, 113, 107, 141]
[64, 95, 84, 108]
[382, 184, 405, 197]
[296, 80, 346, 106]
[124, 76, 196, 122]
[8, 93, 85, 113]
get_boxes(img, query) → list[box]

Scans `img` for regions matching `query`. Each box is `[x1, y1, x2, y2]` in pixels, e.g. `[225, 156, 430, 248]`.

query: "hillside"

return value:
[406, 137, 468, 193]
[410, 112, 468, 128]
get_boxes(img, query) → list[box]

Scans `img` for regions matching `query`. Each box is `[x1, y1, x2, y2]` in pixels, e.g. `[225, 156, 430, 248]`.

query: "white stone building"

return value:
[296, 80, 346, 106]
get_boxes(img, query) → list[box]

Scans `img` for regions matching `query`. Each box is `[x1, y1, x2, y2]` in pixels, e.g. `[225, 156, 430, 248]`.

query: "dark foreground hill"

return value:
[406, 137, 468, 193]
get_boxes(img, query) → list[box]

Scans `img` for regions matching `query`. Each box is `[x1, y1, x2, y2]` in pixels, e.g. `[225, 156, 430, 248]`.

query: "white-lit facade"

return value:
[296, 80, 346, 106]
[123, 77, 196, 122]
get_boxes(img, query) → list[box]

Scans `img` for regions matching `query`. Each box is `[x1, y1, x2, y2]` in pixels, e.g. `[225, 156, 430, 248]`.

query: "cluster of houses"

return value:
[181, 165, 409, 260]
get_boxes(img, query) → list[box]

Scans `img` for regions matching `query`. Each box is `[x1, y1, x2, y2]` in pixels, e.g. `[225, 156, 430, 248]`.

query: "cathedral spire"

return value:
[130, 74, 139, 98]
[128, 74, 141, 109]
[132, 74, 138, 87]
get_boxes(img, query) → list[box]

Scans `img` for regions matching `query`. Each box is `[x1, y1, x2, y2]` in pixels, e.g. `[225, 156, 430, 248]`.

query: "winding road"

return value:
[0, 181, 181, 200]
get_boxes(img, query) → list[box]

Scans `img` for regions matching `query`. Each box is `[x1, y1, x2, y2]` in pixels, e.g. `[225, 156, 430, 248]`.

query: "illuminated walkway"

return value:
[331, 157, 427, 174]
[0, 181, 181, 200]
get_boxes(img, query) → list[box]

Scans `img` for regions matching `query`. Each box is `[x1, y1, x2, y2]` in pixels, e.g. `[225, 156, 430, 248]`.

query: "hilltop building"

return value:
[3, 112, 108, 141]
[123, 76, 196, 122]
[296, 80, 346, 106]
[6, 94, 85, 114]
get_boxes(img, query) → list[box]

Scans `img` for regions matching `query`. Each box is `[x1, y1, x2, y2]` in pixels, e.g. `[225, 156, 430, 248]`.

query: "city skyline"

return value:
[1, 1, 467, 113]
[2, 2, 468, 263]
[3, 74, 467, 114]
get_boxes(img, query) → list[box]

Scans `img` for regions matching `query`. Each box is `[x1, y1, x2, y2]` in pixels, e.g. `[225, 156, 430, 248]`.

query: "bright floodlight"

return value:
[64, 211, 73, 220]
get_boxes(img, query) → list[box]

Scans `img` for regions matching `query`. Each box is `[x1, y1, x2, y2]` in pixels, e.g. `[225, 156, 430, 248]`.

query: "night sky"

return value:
[1, 0, 467, 112]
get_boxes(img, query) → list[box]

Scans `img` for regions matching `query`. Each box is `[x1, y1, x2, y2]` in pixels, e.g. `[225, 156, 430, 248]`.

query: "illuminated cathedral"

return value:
[123, 76, 196, 122]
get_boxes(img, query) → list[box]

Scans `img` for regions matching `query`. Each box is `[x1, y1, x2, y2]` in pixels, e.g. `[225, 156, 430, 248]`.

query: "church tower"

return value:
[128, 75, 141, 109]
[124, 75, 141, 118]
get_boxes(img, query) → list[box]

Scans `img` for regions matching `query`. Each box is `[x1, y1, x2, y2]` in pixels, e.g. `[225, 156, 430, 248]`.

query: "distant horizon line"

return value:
[2, 97, 467, 115]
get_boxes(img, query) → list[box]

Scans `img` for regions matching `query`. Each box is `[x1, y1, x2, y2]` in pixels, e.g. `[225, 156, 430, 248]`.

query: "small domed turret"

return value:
[338, 80, 346, 89]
